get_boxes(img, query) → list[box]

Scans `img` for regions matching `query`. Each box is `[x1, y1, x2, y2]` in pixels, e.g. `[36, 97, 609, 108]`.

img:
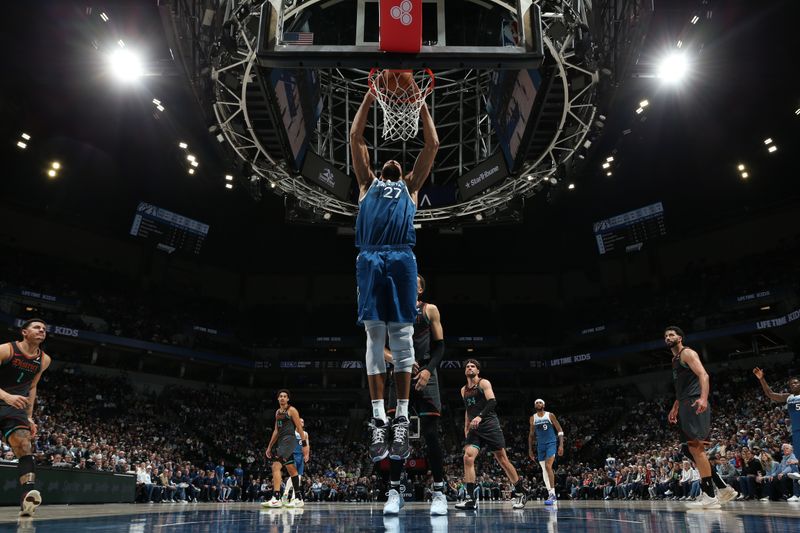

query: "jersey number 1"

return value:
[16, 372, 25, 383]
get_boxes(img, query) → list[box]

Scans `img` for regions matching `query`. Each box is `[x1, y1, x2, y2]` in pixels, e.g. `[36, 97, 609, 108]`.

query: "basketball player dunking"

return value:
[665, 326, 736, 508]
[384, 274, 447, 516]
[350, 86, 439, 464]
[264, 390, 308, 508]
[528, 399, 564, 505]
[0, 318, 52, 517]
[456, 359, 526, 510]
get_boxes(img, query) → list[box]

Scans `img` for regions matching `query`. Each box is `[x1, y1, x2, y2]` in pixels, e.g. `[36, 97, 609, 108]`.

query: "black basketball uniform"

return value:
[463, 379, 505, 452]
[0, 342, 42, 442]
[672, 347, 710, 442]
[272, 408, 298, 463]
[387, 302, 442, 417]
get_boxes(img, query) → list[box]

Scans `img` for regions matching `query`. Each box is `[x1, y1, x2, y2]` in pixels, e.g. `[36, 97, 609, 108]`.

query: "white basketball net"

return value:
[368, 69, 434, 142]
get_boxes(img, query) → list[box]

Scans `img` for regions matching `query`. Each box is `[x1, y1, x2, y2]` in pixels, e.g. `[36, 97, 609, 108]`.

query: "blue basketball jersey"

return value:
[355, 179, 416, 248]
[294, 430, 303, 455]
[788, 395, 800, 432]
[533, 411, 557, 445]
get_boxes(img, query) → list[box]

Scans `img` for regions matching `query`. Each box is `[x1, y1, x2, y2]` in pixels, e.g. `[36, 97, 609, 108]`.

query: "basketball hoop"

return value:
[368, 68, 435, 141]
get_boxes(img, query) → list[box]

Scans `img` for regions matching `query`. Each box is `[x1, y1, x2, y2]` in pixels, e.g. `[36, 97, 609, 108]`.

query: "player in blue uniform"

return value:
[528, 399, 564, 505]
[350, 84, 439, 464]
[282, 418, 310, 505]
[753, 367, 800, 500]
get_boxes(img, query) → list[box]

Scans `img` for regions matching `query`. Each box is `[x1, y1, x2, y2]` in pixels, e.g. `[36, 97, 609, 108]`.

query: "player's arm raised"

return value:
[550, 413, 565, 456]
[753, 367, 790, 402]
[682, 349, 710, 414]
[350, 92, 378, 196]
[404, 103, 439, 195]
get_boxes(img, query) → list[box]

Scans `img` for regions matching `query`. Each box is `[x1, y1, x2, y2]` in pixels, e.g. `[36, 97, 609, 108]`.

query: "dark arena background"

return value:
[1, 0, 800, 532]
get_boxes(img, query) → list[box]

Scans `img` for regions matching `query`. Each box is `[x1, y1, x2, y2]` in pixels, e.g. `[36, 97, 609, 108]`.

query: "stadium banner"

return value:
[0, 465, 135, 505]
[0, 313, 254, 369]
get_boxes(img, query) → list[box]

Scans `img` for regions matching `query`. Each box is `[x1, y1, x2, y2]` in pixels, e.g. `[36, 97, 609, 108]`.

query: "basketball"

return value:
[380, 70, 419, 98]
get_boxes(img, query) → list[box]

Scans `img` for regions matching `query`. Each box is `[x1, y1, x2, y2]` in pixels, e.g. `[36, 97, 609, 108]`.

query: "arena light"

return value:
[21, 133, 31, 140]
[109, 49, 143, 82]
[152, 98, 161, 105]
[690, 15, 699, 25]
[635, 107, 644, 114]
[676, 40, 683, 49]
[270, 181, 277, 188]
[768, 145, 777, 153]
[322, 212, 331, 221]
[47, 169, 57, 178]
[474, 213, 483, 221]
[606, 171, 613, 177]
[187, 154, 196, 162]
[225, 174, 233, 181]
[795, 108, 800, 116]
[190, 160, 199, 167]
[225, 183, 233, 189]
[51, 161, 61, 170]
[568, 183, 575, 190]
[657, 53, 689, 84]
[737, 163, 745, 171]
[602, 162, 611, 169]
[639, 99, 649, 108]
[155, 104, 165, 112]
[100, 12, 109, 22]
[741, 172, 749, 179]
[178, 142, 188, 149]
[117, 39, 126, 48]
[188, 168, 195, 175]
[606, 156, 614, 162]
[525, 175, 534, 181]
[16, 141, 27, 149]
[763, 138, 773, 145]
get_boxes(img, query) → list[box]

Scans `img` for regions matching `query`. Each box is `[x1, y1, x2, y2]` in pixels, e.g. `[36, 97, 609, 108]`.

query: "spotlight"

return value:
[188, 168, 195, 175]
[187, 155, 196, 162]
[21, 133, 31, 140]
[47, 169, 57, 178]
[676, 40, 683, 49]
[100, 12, 109, 22]
[606, 156, 614, 162]
[657, 53, 689, 84]
[156, 105, 165, 112]
[763, 138, 773, 145]
[225, 183, 233, 189]
[639, 100, 649, 108]
[190, 160, 199, 167]
[525, 175, 534, 181]
[109, 49, 143, 82]
[602, 162, 611, 169]
[568, 183, 575, 190]
[635, 107, 644, 114]
[548, 177, 558, 185]
[737, 164, 745, 171]
[51, 161, 61, 170]
[225, 174, 233, 181]
[795, 108, 800, 116]
[741, 172, 749, 179]
[216, 133, 225, 143]
[270, 181, 276, 188]
[606, 172, 612, 177]
[16, 141, 27, 149]
[475, 213, 483, 221]
[152, 98, 161, 105]
[322, 212, 331, 221]
[690, 15, 699, 25]
[178, 142, 188, 149]
[117, 39, 126, 48]
[767, 145, 777, 153]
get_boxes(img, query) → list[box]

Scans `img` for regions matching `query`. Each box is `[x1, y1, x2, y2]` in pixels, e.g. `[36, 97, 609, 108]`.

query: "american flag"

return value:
[283, 32, 314, 45]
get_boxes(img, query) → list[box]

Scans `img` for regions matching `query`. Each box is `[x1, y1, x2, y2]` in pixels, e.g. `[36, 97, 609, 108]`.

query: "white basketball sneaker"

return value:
[430, 491, 448, 515]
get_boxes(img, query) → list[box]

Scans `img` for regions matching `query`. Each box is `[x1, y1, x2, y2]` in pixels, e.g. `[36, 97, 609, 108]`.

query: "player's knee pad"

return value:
[18, 455, 35, 477]
[364, 320, 387, 376]
[388, 322, 414, 373]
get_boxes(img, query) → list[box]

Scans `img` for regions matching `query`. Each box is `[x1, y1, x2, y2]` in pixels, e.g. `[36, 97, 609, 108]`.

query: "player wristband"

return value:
[558, 432, 564, 436]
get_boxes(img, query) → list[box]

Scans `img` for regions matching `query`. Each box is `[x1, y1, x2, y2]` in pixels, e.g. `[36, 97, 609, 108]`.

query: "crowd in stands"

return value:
[0, 356, 797, 505]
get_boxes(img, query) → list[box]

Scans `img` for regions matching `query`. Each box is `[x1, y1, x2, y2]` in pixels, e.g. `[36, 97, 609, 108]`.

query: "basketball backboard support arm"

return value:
[256, 0, 544, 69]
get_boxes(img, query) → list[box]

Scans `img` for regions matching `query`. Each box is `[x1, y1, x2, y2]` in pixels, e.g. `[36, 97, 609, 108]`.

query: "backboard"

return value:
[257, 0, 543, 69]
